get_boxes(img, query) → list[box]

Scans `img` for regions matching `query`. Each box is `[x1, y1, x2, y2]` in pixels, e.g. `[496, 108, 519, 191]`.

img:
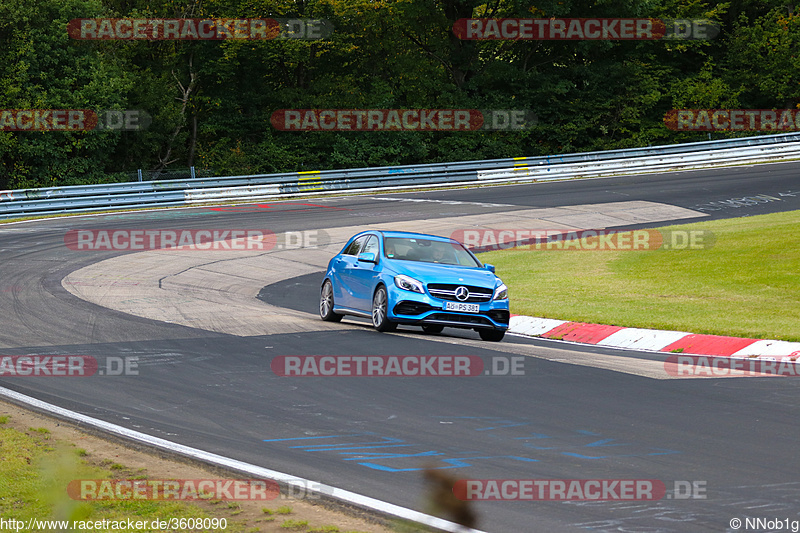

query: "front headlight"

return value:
[493, 283, 508, 300]
[395, 274, 425, 293]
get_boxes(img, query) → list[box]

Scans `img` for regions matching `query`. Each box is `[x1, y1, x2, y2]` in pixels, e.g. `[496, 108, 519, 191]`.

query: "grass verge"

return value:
[0, 420, 232, 532]
[481, 209, 800, 341]
[0, 408, 419, 533]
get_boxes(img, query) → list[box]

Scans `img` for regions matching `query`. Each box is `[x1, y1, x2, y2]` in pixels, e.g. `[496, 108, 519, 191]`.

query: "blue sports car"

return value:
[319, 231, 509, 341]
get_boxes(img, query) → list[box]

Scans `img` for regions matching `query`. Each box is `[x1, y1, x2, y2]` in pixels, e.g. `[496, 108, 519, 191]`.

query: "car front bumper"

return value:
[386, 284, 509, 330]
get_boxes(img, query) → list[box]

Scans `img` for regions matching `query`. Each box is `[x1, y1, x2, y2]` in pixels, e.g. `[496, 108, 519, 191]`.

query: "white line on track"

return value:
[368, 197, 514, 207]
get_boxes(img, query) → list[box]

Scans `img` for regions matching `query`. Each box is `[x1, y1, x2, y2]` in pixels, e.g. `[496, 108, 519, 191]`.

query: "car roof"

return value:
[377, 230, 456, 242]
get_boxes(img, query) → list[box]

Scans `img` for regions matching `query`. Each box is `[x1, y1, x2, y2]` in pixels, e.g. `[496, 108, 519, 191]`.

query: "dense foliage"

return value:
[0, 0, 797, 189]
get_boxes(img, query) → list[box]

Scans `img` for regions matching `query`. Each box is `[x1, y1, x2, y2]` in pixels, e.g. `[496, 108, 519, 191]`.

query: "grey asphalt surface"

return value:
[1, 163, 799, 532]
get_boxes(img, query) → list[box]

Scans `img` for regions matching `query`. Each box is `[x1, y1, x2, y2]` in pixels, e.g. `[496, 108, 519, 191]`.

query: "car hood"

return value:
[386, 260, 500, 287]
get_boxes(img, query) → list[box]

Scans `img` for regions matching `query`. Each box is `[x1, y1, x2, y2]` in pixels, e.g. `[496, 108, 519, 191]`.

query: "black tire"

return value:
[422, 325, 444, 334]
[372, 286, 397, 332]
[479, 329, 505, 342]
[319, 280, 343, 322]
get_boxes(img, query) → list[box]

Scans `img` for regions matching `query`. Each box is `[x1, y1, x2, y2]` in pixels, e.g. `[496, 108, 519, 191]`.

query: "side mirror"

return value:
[357, 252, 377, 263]
[484, 263, 495, 272]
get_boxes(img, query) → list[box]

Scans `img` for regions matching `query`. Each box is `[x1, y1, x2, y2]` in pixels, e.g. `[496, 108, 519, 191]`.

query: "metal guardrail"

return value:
[478, 139, 800, 181]
[2, 132, 800, 220]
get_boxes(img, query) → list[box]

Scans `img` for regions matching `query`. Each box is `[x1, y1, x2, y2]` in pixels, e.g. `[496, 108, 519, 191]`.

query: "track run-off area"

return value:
[1, 162, 799, 532]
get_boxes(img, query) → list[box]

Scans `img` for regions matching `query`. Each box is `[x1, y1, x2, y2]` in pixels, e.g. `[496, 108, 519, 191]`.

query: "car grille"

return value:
[425, 313, 494, 327]
[427, 284, 493, 303]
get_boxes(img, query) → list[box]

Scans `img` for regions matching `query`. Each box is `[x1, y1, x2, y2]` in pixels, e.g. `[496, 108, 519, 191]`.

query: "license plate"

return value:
[444, 301, 480, 313]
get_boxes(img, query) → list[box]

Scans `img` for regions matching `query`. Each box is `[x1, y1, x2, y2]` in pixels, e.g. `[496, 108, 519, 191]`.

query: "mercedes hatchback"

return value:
[319, 231, 509, 341]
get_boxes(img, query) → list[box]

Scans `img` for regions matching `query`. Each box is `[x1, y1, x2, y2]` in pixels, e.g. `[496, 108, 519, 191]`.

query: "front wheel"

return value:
[372, 286, 397, 332]
[479, 329, 505, 342]
[319, 280, 343, 322]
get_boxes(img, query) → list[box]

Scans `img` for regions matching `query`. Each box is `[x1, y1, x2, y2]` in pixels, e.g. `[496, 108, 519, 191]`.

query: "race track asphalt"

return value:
[1, 162, 799, 532]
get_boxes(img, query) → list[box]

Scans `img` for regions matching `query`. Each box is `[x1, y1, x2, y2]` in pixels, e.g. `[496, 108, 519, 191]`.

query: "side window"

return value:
[362, 236, 379, 256]
[343, 235, 368, 256]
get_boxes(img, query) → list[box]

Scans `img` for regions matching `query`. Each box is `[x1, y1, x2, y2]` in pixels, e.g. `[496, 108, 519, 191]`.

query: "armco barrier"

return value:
[477, 140, 800, 181]
[2, 132, 800, 219]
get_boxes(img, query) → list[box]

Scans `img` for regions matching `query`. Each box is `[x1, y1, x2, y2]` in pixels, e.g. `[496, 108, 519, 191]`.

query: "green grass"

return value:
[280, 519, 309, 530]
[0, 424, 248, 532]
[481, 209, 800, 341]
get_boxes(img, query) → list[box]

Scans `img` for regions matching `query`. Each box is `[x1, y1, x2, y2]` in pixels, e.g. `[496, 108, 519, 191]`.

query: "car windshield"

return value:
[383, 237, 481, 267]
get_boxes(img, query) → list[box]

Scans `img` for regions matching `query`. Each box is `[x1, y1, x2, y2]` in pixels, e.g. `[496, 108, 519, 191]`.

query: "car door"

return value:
[348, 235, 381, 311]
[331, 235, 367, 309]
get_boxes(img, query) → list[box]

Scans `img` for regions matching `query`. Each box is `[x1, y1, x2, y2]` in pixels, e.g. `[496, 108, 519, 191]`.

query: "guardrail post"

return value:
[137, 169, 143, 182]
[191, 166, 196, 179]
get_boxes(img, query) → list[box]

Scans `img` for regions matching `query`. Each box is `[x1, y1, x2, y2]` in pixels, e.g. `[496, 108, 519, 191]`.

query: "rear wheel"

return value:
[319, 280, 343, 322]
[479, 329, 505, 342]
[422, 325, 444, 334]
[372, 286, 397, 332]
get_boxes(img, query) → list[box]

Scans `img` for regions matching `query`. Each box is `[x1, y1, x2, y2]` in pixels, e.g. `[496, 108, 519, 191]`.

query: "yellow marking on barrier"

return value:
[298, 174, 324, 191]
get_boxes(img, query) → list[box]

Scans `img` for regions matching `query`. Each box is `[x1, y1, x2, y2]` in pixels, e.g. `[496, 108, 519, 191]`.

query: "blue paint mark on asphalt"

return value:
[300, 444, 414, 452]
[359, 455, 539, 472]
[291, 438, 403, 447]
[339, 451, 444, 460]
[517, 430, 679, 459]
[562, 448, 680, 459]
[262, 434, 365, 442]
[262, 420, 682, 472]
[583, 438, 627, 447]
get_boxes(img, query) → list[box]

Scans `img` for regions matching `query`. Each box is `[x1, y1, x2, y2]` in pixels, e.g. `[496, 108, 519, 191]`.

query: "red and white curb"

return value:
[509, 315, 800, 361]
